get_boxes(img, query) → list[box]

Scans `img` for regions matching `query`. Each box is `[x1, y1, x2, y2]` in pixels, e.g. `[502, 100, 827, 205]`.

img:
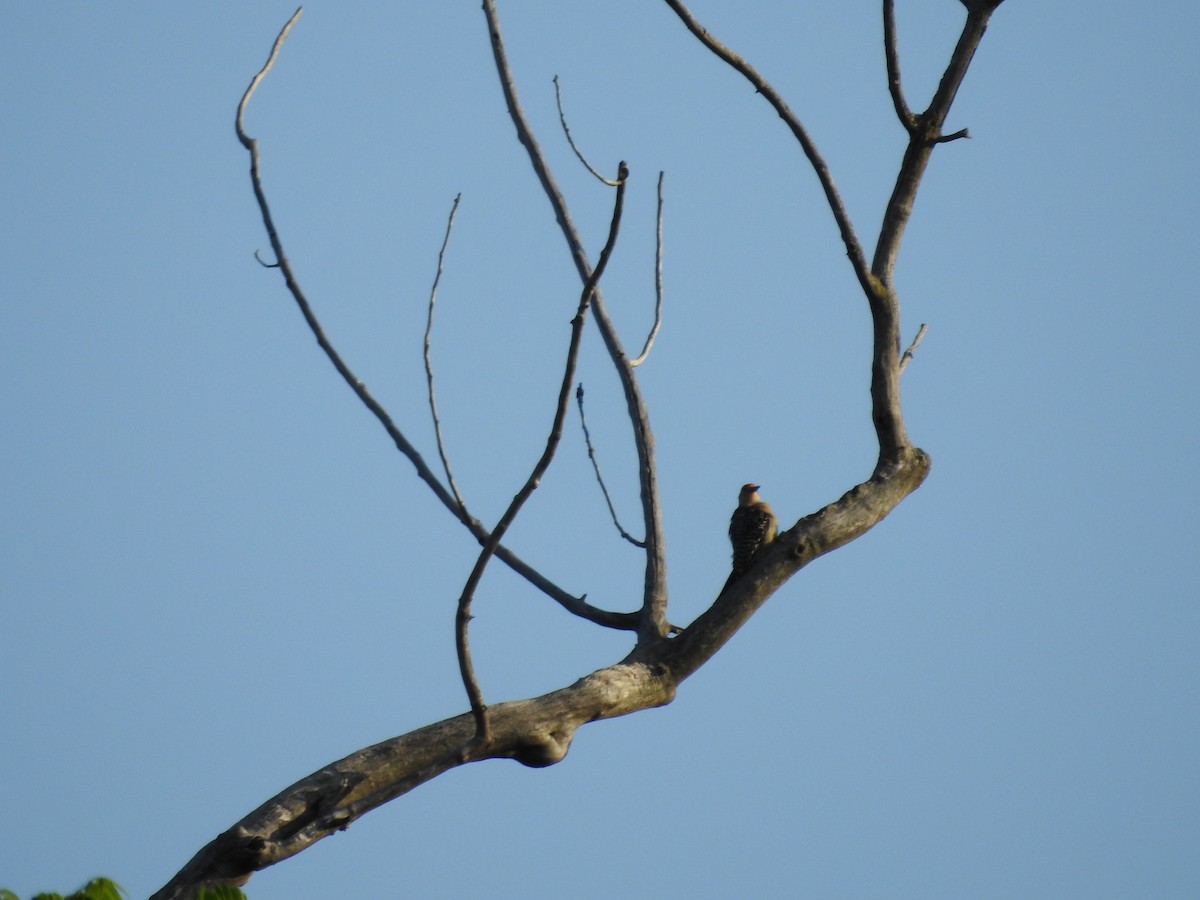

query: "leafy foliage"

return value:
[197, 888, 248, 900]
[0, 882, 247, 900]
[0, 878, 125, 900]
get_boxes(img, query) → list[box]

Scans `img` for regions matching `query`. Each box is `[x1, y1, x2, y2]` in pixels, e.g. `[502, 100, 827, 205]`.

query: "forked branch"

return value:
[665, 0, 1005, 463]
[235, 5, 637, 632]
[454, 162, 630, 749]
[154, 5, 1007, 896]
[483, 0, 668, 643]
[662, 0, 879, 305]
[873, 2, 1004, 286]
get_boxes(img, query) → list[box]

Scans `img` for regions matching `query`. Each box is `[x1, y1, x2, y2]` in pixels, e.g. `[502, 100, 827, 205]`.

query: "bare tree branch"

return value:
[883, 0, 916, 131]
[155, 4, 1007, 894]
[661, 0, 880, 307]
[575, 383, 647, 548]
[666, 0, 1005, 465]
[867, 4, 1001, 458]
[151, 445, 931, 900]
[150, 660, 677, 900]
[235, 6, 637, 632]
[483, 0, 669, 643]
[873, 5, 1000, 288]
[933, 128, 971, 144]
[455, 162, 630, 749]
[552, 75, 620, 186]
[899, 322, 928, 374]
[423, 193, 466, 511]
[662, 0, 914, 461]
[629, 171, 665, 368]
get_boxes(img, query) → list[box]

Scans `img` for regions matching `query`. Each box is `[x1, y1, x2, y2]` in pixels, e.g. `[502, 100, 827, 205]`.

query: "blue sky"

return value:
[2, 2, 1197, 898]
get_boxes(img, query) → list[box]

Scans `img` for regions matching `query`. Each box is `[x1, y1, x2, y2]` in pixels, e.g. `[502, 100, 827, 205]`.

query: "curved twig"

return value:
[873, 5, 999, 287]
[455, 163, 630, 748]
[663, 0, 913, 461]
[662, 0, 880, 305]
[253, 249, 280, 268]
[235, 7, 303, 150]
[552, 75, 620, 186]
[667, 0, 1003, 463]
[898, 323, 928, 374]
[883, 0, 916, 131]
[424, 193, 466, 510]
[932, 128, 970, 144]
[236, 6, 636, 632]
[484, 0, 669, 644]
[629, 171, 665, 368]
[575, 383, 647, 548]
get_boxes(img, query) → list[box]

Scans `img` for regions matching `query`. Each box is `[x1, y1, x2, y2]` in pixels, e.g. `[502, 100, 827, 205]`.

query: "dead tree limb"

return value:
[454, 162, 629, 750]
[483, 0, 670, 644]
[576, 382, 647, 549]
[422, 193, 466, 511]
[234, 5, 635, 632]
[153, 3, 1008, 895]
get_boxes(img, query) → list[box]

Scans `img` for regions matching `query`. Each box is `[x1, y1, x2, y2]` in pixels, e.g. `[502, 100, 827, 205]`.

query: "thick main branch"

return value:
[152, 446, 929, 899]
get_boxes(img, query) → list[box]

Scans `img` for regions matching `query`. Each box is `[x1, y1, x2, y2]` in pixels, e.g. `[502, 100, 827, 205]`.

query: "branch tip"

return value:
[576, 381, 648, 548]
[454, 159, 630, 740]
[424, 193, 467, 510]
[553, 75, 621, 186]
[235, 7, 303, 146]
[883, 0, 916, 130]
[899, 323, 928, 374]
[629, 170, 666, 368]
[932, 128, 971, 144]
[253, 249, 280, 268]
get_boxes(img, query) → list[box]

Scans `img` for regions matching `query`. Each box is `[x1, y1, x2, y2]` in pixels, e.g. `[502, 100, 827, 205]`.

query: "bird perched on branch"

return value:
[728, 483, 777, 580]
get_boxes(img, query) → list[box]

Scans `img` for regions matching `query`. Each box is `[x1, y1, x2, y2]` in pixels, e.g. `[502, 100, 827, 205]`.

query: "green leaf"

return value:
[72, 879, 126, 900]
[196, 887, 248, 900]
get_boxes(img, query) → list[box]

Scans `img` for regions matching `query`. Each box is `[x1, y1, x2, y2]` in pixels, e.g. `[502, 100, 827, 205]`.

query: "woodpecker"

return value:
[729, 483, 778, 578]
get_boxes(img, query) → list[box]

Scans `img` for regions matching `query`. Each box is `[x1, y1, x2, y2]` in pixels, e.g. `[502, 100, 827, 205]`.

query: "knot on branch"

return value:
[511, 728, 573, 768]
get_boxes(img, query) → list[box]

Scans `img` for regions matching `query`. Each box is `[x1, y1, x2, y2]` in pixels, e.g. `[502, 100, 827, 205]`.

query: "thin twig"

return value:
[629, 171, 665, 368]
[898, 323, 928, 374]
[575, 383, 647, 548]
[236, 7, 303, 151]
[236, 7, 637, 631]
[883, 0, 916, 131]
[662, 0, 880, 305]
[552, 75, 620, 186]
[424, 193, 466, 510]
[932, 128, 970, 144]
[484, 0, 669, 644]
[455, 163, 630, 750]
